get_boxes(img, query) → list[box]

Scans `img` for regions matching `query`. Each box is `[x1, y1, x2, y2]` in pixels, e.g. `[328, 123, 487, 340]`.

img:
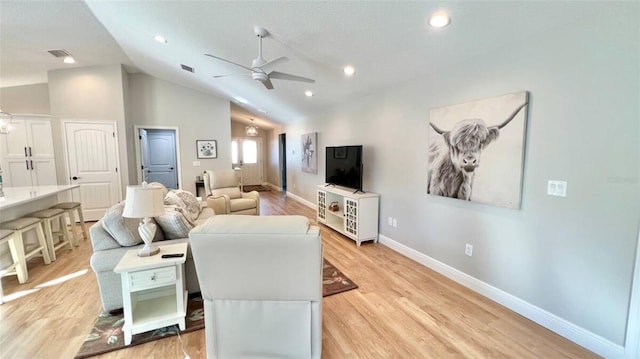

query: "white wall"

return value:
[284, 5, 639, 347]
[0, 83, 50, 115]
[48, 64, 130, 190]
[128, 73, 231, 195]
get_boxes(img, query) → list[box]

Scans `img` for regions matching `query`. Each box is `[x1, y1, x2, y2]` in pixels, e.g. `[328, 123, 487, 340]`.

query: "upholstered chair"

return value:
[202, 169, 260, 215]
[190, 215, 323, 359]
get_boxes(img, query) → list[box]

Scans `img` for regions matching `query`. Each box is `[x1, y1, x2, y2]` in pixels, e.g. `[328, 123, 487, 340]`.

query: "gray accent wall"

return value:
[282, 6, 639, 345]
[128, 73, 232, 195]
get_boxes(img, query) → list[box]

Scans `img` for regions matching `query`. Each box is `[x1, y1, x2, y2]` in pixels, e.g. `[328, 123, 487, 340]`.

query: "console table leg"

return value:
[124, 327, 132, 345]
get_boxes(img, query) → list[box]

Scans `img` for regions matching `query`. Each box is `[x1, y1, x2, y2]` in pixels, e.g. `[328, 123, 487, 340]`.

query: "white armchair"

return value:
[202, 169, 260, 215]
[189, 215, 323, 359]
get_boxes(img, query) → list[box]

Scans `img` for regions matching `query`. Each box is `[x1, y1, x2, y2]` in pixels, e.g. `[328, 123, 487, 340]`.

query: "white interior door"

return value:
[64, 121, 121, 221]
[232, 137, 263, 186]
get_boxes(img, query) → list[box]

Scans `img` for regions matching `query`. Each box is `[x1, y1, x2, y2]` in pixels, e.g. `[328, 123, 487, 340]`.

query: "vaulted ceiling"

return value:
[0, 1, 611, 128]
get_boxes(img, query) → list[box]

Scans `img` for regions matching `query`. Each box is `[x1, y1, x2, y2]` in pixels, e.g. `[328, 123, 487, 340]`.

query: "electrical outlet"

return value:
[392, 218, 397, 228]
[465, 244, 473, 257]
[388, 217, 393, 226]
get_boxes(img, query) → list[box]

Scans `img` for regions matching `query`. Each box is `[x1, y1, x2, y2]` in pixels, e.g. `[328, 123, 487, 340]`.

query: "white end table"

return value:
[114, 242, 188, 345]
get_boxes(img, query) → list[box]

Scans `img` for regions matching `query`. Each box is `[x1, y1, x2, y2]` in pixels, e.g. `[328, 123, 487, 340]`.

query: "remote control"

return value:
[161, 253, 184, 258]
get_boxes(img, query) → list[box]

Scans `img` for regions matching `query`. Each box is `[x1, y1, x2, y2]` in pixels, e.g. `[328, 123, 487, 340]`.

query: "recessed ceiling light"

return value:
[343, 66, 356, 76]
[63, 56, 75, 64]
[154, 34, 167, 43]
[429, 12, 451, 28]
[305, 90, 314, 97]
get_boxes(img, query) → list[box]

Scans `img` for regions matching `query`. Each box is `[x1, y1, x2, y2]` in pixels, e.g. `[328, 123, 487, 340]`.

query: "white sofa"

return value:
[190, 215, 323, 359]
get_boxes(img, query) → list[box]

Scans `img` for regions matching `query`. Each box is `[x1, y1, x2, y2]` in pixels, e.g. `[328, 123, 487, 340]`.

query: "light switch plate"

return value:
[547, 180, 567, 197]
[193, 161, 201, 166]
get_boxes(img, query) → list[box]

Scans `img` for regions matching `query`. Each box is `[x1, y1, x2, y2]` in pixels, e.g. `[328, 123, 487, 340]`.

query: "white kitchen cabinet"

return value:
[0, 116, 57, 186]
[317, 184, 379, 246]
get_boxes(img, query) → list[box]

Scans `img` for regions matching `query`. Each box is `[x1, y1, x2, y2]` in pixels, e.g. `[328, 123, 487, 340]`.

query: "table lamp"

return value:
[122, 184, 165, 257]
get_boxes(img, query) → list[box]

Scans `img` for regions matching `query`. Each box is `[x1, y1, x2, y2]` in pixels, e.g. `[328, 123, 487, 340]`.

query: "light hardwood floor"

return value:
[0, 190, 598, 358]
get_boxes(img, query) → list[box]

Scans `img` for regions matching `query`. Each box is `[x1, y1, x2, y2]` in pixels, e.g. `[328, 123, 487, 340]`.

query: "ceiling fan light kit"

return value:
[205, 26, 315, 90]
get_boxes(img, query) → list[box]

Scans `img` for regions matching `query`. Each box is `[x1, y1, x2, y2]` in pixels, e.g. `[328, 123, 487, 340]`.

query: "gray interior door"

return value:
[141, 129, 178, 189]
[279, 133, 287, 192]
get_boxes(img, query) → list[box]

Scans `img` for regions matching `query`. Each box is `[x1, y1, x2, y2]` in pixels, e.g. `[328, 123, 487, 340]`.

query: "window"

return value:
[231, 139, 258, 165]
[243, 140, 257, 164]
[231, 140, 238, 164]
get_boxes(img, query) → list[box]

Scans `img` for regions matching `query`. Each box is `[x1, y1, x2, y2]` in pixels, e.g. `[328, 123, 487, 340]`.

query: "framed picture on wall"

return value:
[301, 132, 318, 174]
[196, 140, 217, 159]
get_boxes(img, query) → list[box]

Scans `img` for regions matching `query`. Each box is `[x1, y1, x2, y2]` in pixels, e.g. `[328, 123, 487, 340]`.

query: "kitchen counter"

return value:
[0, 185, 79, 220]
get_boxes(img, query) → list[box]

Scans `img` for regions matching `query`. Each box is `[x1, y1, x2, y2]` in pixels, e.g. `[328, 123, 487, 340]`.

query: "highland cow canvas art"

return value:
[427, 91, 529, 209]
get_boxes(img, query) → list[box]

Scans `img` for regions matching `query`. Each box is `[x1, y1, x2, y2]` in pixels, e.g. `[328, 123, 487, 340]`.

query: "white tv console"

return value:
[316, 184, 379, 246]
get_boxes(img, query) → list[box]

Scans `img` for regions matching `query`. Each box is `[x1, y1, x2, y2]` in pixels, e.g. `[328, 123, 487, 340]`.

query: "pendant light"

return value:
[0, 109, 12, 135]
[246, 119, 259, 136]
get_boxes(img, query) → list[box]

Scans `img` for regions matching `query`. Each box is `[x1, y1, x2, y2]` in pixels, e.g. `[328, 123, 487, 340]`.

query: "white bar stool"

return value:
[52, 202, 88, 245]
[30, 208, 74, 261]
[0, 217, 52, 284]
[0, 229, 16, 304]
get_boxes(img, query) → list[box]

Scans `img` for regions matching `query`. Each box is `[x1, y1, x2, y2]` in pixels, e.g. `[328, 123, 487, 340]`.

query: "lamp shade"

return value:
[122, 185, 165, 218]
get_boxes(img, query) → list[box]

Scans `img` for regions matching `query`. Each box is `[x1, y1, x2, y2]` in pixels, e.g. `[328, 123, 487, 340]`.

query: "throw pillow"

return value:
[165, 189, 200, 223]
[155, 206, 195, 240]
[101, 201, 164, 247]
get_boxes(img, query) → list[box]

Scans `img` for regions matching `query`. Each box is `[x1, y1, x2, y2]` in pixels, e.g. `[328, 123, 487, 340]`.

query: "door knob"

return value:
[72, 176, 80, 180]
[169, 167, 174, 170]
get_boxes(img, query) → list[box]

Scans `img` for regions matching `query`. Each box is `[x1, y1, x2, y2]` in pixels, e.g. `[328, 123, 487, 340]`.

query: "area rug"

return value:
[74, 294, 205, 358]
[323, 258, 358, 297]
[242, 184, 271, 192]
[75, 260, 356, 358]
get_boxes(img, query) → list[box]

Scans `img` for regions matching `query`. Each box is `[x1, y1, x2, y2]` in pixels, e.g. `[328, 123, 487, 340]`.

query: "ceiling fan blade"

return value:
[204, 53, 253, 71]
[269, 71, 315, 83]
[260, 56, 289, 71]
[261, 78, 274, 90]
[213, 73, 251, 79]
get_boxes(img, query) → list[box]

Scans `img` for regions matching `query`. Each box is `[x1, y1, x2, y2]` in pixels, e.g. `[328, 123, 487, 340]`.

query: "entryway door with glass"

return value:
[231, 137, 263, 186]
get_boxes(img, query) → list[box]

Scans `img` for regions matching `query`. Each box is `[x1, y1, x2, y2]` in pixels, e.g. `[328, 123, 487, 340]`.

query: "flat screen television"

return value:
[325, 145, 363, 191]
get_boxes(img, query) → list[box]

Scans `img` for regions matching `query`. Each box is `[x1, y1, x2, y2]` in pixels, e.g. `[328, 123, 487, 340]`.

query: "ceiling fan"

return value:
[205, 26, 315, 90]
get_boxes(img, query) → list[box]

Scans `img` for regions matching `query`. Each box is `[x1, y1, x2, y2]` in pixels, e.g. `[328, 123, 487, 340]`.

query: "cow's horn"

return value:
[429, 122, 446, 135]
[496, 102, 528, 129]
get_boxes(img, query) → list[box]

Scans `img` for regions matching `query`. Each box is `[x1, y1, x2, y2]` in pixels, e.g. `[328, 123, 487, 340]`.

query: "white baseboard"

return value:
[286, 191, 315, 209]
[265, 183, 282, 192]
[378, 234, 625, 359]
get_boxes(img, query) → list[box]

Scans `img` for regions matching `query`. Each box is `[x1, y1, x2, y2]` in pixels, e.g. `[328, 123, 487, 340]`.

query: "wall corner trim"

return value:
[378, 234, 625, 359]
[285, 191, 315, 209]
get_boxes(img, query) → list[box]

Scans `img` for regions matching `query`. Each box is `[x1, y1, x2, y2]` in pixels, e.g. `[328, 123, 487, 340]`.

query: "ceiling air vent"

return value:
[181, 64, 195, 73]
[47, 49, 72, 58]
